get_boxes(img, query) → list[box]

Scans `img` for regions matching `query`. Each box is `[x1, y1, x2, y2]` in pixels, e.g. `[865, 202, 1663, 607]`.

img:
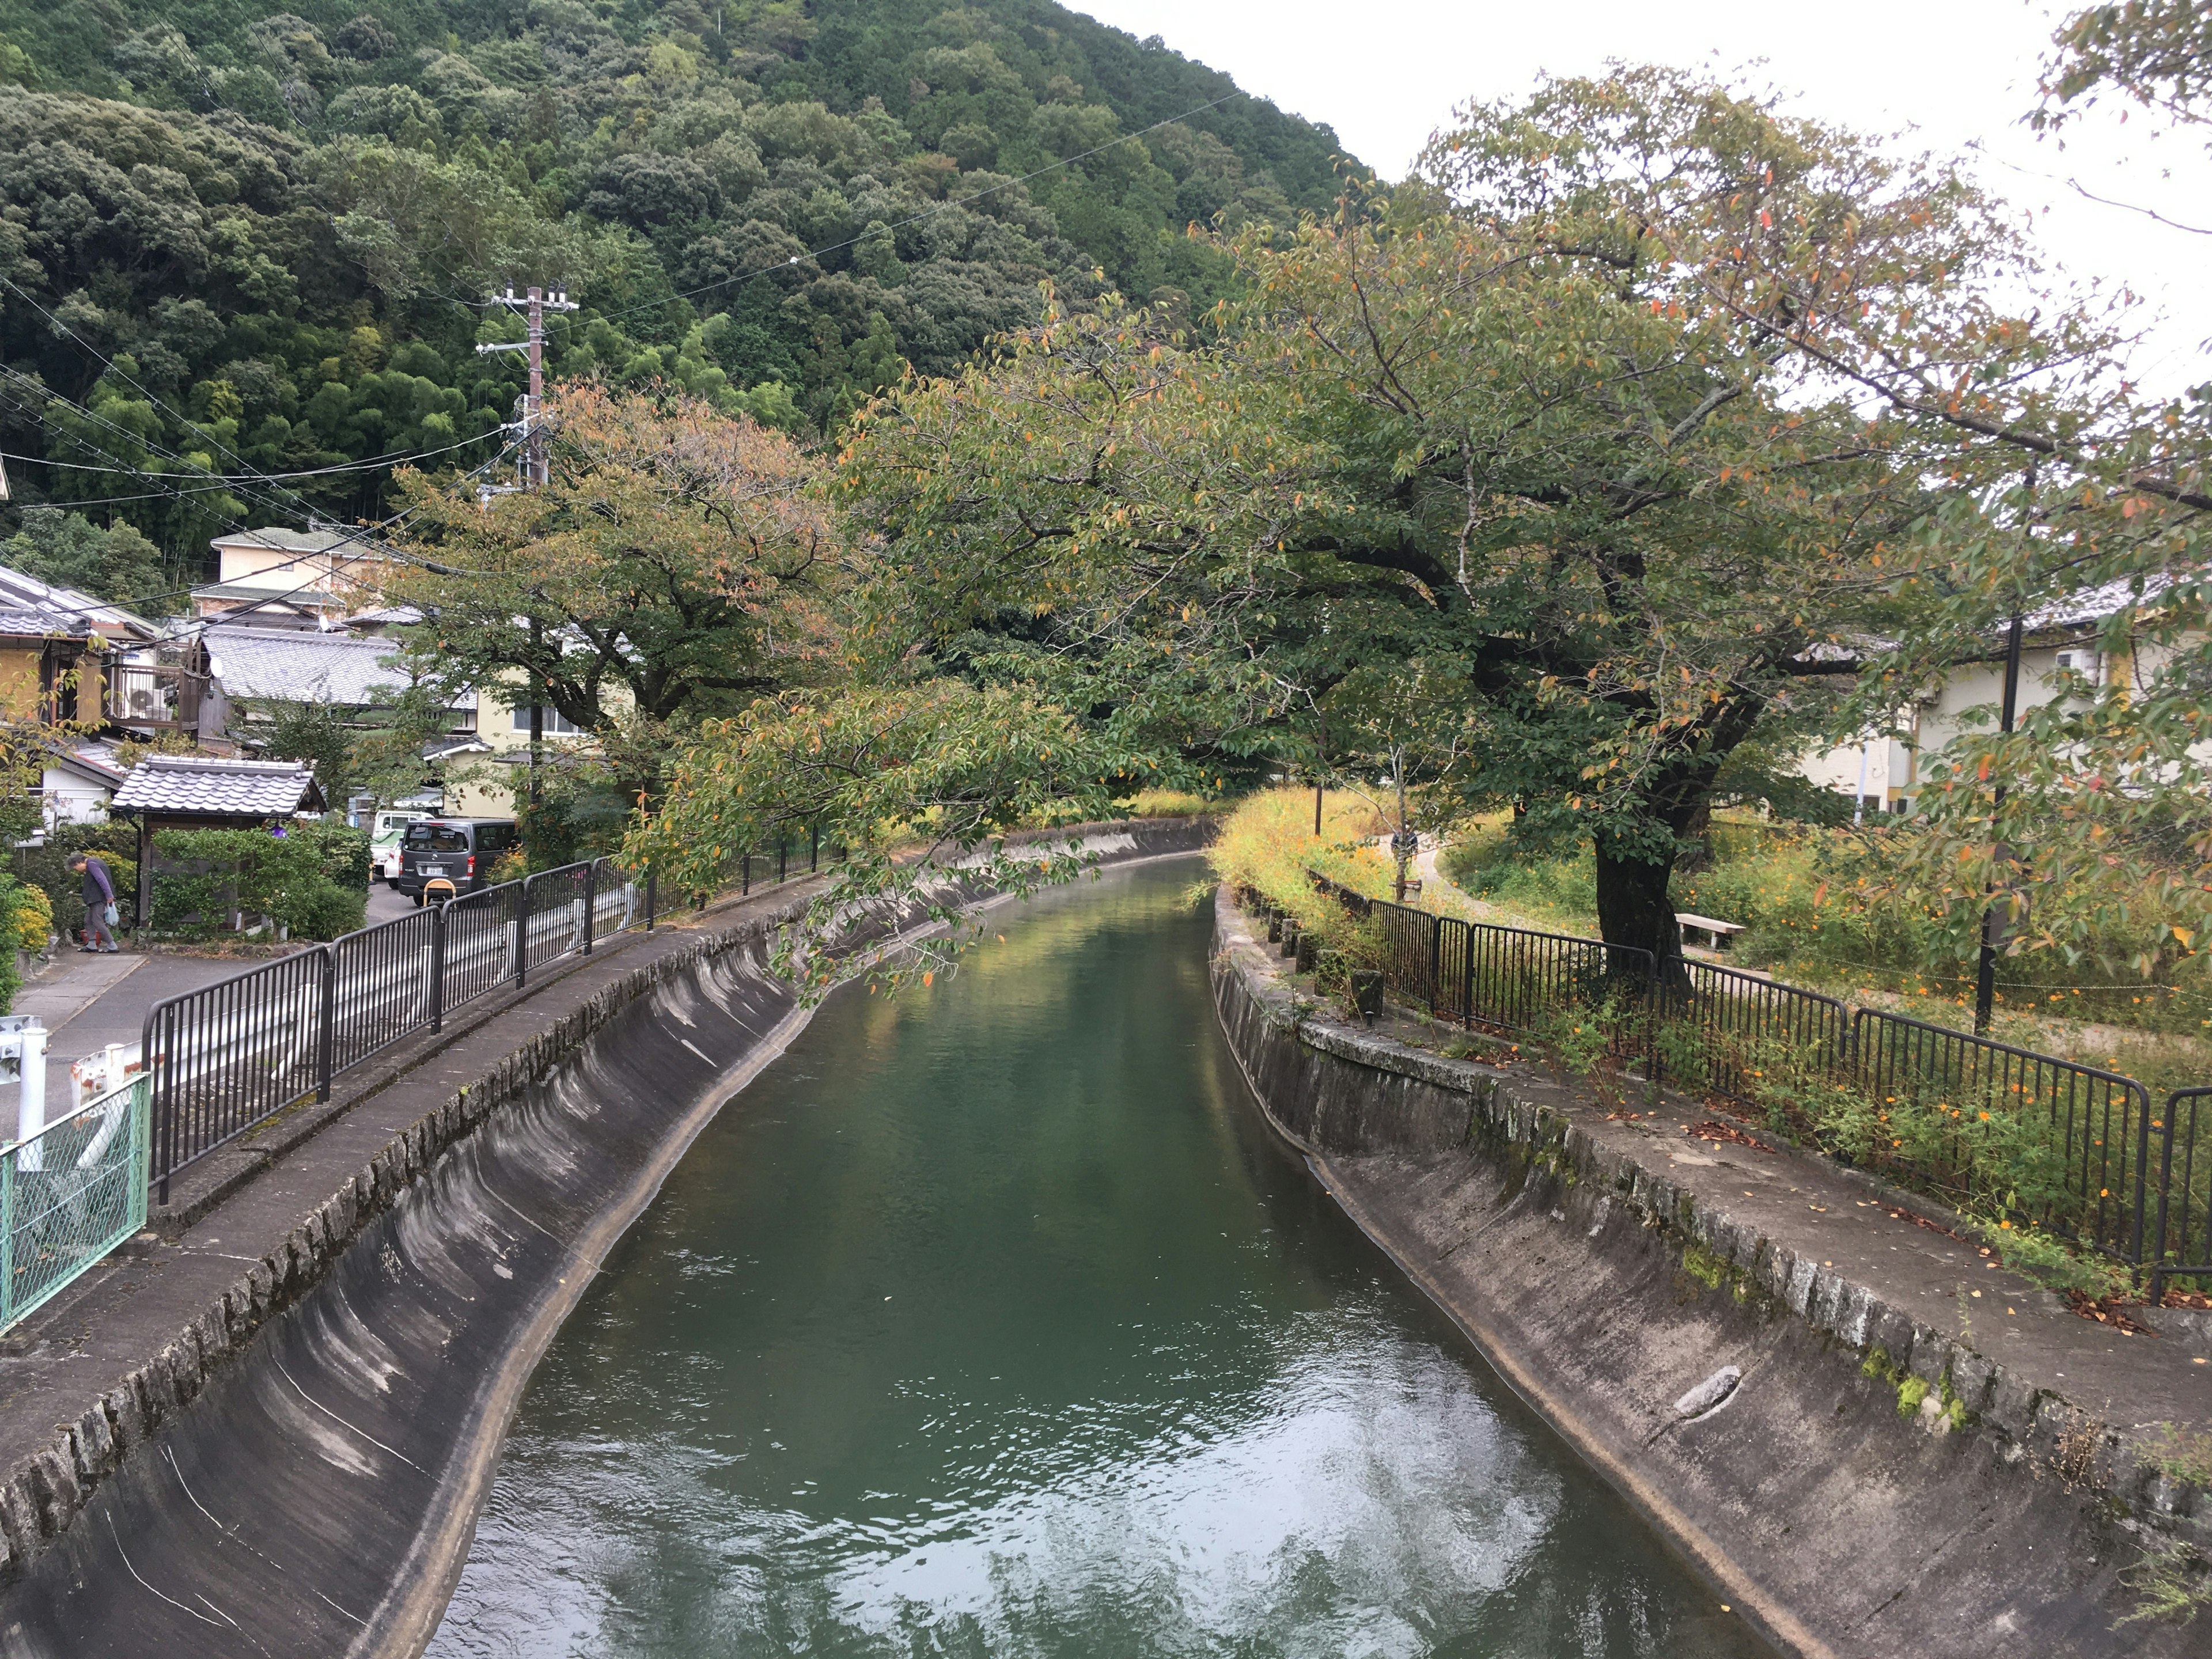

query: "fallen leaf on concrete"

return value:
[1683, 1119, 1776, 1153]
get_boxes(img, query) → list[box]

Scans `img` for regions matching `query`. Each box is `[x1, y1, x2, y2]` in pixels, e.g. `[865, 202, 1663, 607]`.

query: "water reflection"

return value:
[429, 862, 1762, 1658]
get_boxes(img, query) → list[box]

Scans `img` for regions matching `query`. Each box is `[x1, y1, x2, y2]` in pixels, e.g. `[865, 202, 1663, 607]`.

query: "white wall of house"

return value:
[41, 766, 111, 829]
[1796, 637, 2137, 811]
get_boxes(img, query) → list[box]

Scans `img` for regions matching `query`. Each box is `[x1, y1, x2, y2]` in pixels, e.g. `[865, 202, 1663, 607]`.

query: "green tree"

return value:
[779, 70, 2115, 966]
[387, 381, 844, 804]
[0, 506, 169, 609]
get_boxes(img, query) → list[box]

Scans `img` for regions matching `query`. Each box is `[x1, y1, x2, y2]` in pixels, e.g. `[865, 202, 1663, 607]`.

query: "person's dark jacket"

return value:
[81, 855, 115, 908]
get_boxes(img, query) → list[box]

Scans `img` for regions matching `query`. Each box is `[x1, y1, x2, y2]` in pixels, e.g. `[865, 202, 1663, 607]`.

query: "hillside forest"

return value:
[0, 0, 1345, 592]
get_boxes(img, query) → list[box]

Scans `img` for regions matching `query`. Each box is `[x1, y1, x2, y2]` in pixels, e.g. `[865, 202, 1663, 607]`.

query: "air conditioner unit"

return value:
[2055, 650, 2101, 685]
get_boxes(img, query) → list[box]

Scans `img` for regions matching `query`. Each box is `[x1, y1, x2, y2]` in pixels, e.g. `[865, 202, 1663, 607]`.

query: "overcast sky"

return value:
[1078, 0, 2211, 395]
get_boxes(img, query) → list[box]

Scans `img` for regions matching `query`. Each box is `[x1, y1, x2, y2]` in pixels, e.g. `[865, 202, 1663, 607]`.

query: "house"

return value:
[201, 625, 471, 729]
[1797, 585, 2170, 815]
[0, 561, 217, 738]
[108, 756, 327, 927]
[193, 527, 402, 631]
[40, 744, 127, 831]
[441, 681, 618, 819]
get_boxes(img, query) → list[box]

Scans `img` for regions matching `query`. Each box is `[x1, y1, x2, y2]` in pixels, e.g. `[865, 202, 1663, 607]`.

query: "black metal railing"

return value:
[1290, 870, 2206, 1288]
[1663, 960, 1851, 1107]
[1850, 1008, 2154, 1265]
[2152, 1089, 2212, 1300]
[142, 855, 708, 1202]
[145, 949, 329, 1199]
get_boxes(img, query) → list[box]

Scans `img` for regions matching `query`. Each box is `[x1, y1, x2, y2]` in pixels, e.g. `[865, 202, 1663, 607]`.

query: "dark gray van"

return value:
[396, 817, 518, 903]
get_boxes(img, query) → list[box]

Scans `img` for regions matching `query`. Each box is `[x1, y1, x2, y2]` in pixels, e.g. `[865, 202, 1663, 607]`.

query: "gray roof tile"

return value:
[112, 755, 323, 817]
[206, 625, 407, 706]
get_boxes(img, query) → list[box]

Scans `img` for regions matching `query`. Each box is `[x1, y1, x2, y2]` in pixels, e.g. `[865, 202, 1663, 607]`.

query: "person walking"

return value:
[69, 853, 121, 953]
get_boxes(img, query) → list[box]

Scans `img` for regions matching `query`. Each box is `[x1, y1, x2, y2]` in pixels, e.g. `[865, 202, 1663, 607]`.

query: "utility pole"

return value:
[474, 282, 579, 492]
[475, 284, 578, 813]
[1973, 612, 2025, 1035]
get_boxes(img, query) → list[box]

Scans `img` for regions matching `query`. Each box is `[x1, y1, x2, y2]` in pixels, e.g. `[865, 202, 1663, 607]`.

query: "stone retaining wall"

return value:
[0, 819, 1211, 1656]
[1211, 885, 2207, 1659]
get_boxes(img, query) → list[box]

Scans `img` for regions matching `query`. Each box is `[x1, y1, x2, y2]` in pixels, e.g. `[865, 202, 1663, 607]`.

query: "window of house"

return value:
[511, 706, 584, 734]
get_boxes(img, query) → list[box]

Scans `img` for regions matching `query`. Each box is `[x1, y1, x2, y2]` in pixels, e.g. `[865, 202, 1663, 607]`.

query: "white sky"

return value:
[1077, 0, 2212, 396]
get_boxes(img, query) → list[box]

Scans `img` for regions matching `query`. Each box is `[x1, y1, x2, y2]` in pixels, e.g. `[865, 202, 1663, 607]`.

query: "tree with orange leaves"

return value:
[384, 381, 846, 770]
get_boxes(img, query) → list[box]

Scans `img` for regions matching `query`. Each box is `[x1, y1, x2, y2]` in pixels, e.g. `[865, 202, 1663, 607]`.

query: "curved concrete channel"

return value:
[0, 821, 1209, 1658]
[4, 831, 2199, 1656]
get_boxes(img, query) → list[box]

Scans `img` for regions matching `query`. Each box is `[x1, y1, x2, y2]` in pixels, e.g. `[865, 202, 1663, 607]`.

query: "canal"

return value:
[427, 859, 1763, 1657]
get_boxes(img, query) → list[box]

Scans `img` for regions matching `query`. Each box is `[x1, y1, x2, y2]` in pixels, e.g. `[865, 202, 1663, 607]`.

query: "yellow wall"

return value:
[0, 647, 42, 719]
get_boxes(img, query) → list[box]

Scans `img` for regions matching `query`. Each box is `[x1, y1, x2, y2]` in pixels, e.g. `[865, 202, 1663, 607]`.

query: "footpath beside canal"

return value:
[0, 820, 1207, 1657]
[1210, 884, 2210, 1658]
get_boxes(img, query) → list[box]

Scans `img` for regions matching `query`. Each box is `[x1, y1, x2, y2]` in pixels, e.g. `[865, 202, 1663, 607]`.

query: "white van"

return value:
[369, 810, 429, 885]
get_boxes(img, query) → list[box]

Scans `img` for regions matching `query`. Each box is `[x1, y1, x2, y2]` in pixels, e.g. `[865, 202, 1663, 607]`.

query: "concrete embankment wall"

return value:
[1210, 888, 2206, 1659]
[0, 819, 1210, 1659]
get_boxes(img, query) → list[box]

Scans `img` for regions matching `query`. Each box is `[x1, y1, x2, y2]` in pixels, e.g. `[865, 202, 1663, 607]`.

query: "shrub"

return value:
[1439, 821, 1599, 927]
[150, 825, 365, 941]
[8, 882, 51, 952]
[296, 819, 373, 892]
[1209, 788, 1396, 937]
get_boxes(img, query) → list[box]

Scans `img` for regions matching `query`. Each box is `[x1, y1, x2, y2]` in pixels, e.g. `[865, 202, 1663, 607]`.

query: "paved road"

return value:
[19, 881, 408, 1120]
[24, 951, 254, 1118]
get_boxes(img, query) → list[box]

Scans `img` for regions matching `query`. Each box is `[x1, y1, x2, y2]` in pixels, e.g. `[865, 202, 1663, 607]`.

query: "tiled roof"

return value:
[209, 528, 366, 556]
[206, 626, 407, 706]
[0, 605, 94, 641]
[112, 755, 324, 818]
[0, 560, 160, 641]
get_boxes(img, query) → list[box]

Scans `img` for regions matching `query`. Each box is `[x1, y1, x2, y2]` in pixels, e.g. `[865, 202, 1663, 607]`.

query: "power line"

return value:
[0, 366, 527, 604]
[0, 430, 505, 482]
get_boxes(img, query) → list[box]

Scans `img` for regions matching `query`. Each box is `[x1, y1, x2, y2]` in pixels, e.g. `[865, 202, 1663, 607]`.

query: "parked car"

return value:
[369, 810, 429, 886]
[396, 818, 519, 904]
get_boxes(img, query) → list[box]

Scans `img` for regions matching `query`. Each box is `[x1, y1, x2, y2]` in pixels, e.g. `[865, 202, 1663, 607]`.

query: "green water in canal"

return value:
[427, 860, 1765, 1658]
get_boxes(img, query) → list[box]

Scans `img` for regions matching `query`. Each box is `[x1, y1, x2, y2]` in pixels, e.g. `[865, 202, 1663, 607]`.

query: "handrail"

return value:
[140, 856, 666, 1202]
[1289, 869, 2203, 1283]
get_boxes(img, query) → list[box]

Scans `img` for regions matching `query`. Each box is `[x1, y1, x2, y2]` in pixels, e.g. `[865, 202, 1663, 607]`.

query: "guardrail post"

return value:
[430, 902, 448, 1032]
[645, 868, 657, 933]
[2149, 1090, 2179, 1304]
[316, 945, 336, 1103]
[145, 1007, 169, 1206]
[582, 859, 597, 956]
[1427, 914, 1441, 1012]
[514, 876, 529, 989]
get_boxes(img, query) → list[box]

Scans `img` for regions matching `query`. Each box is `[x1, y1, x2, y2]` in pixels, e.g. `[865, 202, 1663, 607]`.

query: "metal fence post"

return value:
[582, 859, 597, 956]
[741, 853, 749, 897]
[0, 1147, 13, 1331]
[2130, 1081, 2154, 1272]
[645, 868, 657, 933]
[316, 945, 336, 1103]
[810, 824, 819, 874]
[514, 876, 529, 990]
[430, 902, 448, 1033]
[2149, 1091, 2179, 1304]
[145, 1007, 169, 1206]
[1427, 913, 1442, 1013]
[778, 836, 788, 884]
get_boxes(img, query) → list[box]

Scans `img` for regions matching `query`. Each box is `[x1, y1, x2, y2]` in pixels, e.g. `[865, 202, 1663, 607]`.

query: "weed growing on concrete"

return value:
[2147, 1423, 2212, 1488]
[1680, 1240, 1732, 1292]
[2117, 1541, 2209, 1627]
[1896, 1376, 1930, 1418]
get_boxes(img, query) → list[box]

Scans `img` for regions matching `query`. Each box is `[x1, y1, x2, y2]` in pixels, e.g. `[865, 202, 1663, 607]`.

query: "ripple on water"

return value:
[428, 865, 1758, 1659]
